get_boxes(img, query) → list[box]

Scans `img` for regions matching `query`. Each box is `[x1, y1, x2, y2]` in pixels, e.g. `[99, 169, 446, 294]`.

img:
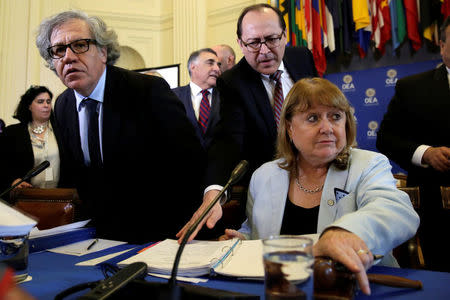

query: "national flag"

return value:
[341, 0, 355, 54]
[279, 0, 292, 45]
[404, 0, 422, 51]
[378, 0, 391, 55]
[352, 0, 371, 57]
[309, 0, 327, 76]
[441, 0, 450, 19]
[420, 0, 441, 44]
[389, 0, 406, 52]
[326, 0, 342, 53]
[295, 0, 309, 47]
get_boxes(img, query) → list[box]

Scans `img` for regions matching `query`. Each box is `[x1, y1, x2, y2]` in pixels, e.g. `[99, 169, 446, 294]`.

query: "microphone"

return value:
[75, 160, 256, 300]
[0, 160, 50, 200]
[23, 160, 50, 181]
[169, 161, 249, 288]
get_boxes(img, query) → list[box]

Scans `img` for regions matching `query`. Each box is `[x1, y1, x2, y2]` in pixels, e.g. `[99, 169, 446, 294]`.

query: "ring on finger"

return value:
[357, 249, 369, 255]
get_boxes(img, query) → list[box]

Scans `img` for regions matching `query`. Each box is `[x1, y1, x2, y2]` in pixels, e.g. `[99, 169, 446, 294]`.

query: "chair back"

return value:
[441, 186, 450, 209]
[399, 186, 420, 210]
[9, 188, 80, 230]
[394, 186, 424, 269]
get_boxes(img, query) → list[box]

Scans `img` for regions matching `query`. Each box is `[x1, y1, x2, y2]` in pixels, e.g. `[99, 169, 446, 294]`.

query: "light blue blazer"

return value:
[239, 148, 420, 267]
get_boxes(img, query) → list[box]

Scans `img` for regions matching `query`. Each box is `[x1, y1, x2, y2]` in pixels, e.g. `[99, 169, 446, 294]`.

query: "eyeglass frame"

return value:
[240, 32, 285, 52]
[47, 38, 97, 59]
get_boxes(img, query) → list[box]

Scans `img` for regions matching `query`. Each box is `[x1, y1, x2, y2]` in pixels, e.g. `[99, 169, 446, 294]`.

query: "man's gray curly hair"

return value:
[36, 10, 120, 70]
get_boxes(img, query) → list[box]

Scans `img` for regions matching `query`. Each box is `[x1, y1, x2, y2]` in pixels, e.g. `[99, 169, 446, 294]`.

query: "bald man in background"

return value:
[212, 44, 236, 73]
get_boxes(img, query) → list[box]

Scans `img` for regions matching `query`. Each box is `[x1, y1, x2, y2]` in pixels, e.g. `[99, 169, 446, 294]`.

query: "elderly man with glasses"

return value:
[178, 3, 317, 241]
[35, 10, 206, 244]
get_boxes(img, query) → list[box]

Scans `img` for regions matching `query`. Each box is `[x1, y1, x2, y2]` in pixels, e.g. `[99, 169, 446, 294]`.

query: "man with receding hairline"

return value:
[173, 48, 221, 150]
[211, 44, 236, 73]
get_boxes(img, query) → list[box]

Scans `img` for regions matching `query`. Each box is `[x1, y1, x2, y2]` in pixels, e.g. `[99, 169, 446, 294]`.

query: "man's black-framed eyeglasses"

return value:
[241, 32, 284, 52]
[47, 39, 96, 59]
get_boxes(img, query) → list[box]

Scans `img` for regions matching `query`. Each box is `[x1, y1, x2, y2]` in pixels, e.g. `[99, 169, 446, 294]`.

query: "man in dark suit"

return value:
[177, 3, 317, 241]
[376, 17, 450, 272]
[35, 10, 205, 244]
[172, 48, 221, 150]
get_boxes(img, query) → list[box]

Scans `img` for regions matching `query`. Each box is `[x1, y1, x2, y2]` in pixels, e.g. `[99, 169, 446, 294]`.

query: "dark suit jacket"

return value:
[377, 64, 450, 205]
[0, 117, 64, 200]
[376, 63, 450, 271]
[206, 46, 318, 186]
[172, 84, 220, 150]
[54, 66, 206, 243]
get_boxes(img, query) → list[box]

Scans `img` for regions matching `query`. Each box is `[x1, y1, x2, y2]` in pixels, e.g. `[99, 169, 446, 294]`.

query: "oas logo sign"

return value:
[364, 88, 378, 106]
[341, 75, 355, 92]
[385, 69, 398, 86]
[367, 121, 378, 138]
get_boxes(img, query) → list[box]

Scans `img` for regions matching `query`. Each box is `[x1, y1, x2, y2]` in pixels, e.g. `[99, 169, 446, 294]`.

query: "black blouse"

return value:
[280, 195, 320, 235]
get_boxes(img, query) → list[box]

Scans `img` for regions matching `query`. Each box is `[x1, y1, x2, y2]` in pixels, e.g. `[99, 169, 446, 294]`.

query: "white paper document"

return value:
[29, 219, 91, 238]
[48, 238, 127, 256]
[0, 199, 37, 236]
[117, 234, 319, 280]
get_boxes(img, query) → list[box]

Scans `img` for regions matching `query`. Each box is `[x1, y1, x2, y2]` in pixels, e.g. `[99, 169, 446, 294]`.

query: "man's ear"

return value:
[99, 47, 107, 63]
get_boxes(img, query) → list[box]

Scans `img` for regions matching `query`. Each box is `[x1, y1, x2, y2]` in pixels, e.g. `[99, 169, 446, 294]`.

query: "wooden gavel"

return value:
[314, 257, 423, 291]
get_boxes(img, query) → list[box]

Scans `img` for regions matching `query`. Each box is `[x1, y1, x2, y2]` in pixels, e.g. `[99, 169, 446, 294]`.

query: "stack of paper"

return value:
[118, 238, 240, 277]
[0, 199, 37, 236]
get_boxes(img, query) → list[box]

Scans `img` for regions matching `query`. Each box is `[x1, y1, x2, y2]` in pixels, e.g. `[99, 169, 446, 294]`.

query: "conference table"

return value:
[20, 237, 450, 300]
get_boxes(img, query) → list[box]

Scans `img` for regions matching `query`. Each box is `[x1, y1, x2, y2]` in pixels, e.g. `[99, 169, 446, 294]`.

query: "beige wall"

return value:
[0, 0, 263, 126]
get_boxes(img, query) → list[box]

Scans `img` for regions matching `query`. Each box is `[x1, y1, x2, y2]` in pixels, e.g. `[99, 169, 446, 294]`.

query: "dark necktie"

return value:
[198, 89, 211, 134]
[82, 98, 102, 168]
[270, 70, 284, 128]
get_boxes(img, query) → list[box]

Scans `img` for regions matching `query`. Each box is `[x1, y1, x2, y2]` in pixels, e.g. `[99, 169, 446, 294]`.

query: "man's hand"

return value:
[313, 228, 374, 295]
[11, 178, 32, 189]
[422, 146, 450, 172]
[176, 190, 224, 243]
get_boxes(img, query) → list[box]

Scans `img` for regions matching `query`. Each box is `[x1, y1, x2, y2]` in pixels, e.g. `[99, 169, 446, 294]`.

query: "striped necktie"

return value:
[82, 98, 102, 168]
[270, 70, 284, 128]
[198, 89, 210, 134]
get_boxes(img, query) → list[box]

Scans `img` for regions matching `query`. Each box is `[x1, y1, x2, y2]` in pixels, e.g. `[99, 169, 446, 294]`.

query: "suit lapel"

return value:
[101, 66, 122, 166]
[241, 59, 278, 140]
[64, 91, 84, 164]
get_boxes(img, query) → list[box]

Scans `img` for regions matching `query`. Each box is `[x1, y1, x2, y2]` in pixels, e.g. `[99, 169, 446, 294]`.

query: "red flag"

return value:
[377, 0, 391, 55]
[404, 0, 422, 51]
[442, 0, 450, 18]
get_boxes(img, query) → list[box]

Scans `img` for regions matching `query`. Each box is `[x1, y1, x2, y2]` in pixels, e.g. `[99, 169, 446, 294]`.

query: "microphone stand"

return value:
[0, 161, 50, 200]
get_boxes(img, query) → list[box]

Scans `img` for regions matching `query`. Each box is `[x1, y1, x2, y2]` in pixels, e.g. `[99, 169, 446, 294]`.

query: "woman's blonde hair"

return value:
[276, 77, 357, 174]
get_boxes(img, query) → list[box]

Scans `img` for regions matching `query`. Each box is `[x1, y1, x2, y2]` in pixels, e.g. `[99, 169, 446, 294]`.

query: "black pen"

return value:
[87, 238, 99, 250]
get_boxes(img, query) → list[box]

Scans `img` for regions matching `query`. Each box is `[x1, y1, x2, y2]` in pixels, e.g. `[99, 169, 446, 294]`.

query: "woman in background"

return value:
[0, 86, 63, 199]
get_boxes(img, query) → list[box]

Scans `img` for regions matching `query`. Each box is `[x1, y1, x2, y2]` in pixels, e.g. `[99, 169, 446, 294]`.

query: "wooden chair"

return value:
[9, 188, 80, 230]
[393, 186, 425, 269]
[393, 173, 407, 188]
[441, 186, 450, 210]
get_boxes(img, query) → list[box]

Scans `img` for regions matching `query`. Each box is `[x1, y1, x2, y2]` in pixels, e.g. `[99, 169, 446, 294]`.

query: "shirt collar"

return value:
[189, 81, 213, 96]
[260, 61, 286, 81]
[76, 67, 107, 110]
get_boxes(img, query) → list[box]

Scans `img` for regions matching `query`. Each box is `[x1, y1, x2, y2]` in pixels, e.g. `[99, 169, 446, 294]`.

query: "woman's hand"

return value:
[11, 178, 32, 189]
[218, 229, 246, 241]
[313, 227, 374, 295]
